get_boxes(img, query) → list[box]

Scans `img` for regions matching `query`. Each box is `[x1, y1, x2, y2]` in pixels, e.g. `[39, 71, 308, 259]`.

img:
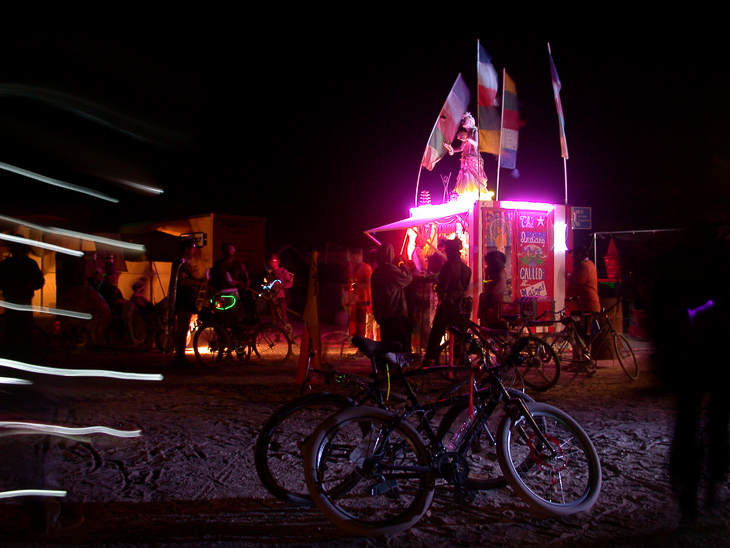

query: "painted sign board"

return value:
[571, 207, 591, 230]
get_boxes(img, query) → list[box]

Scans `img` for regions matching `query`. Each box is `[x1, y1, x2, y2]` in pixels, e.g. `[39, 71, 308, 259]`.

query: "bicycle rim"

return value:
[515, 337, 560, 391]
[193, 326, 230, 367]
[614, 334, 639, 380]
[497, 402, 601, 517]
[305, 406, 435, 536]
[253, 323, 292, 364]
[255, 393, 352, 506]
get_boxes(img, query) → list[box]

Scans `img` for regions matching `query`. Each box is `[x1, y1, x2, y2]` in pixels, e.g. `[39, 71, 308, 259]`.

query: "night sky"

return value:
[1, 13, 727, 252]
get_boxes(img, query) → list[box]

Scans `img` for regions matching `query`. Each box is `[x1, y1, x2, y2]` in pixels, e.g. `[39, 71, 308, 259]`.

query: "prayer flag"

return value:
[500, 70, 519, 170]
[477, 42, 500, 155]
[548, 45, 569, 159]
[422, 74, 470, 171]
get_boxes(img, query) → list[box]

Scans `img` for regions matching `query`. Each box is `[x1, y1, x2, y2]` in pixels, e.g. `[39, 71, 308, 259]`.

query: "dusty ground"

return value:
[1, 328, 728, 547]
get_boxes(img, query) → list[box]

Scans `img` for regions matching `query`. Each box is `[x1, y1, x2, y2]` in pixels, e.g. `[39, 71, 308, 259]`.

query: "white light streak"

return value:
[0, 489, 66, 499]
[0, 233, 84, 257]
[1, 299, 92, 319]
[0, 214, 146, 253]
[0, 422, 141, 438]
[0, 377, 32, 385]
[49, 228, 146, 252]
[0, 358, 163, 381]
[0, 161, 118, 203]
[111, 178, 164, 195]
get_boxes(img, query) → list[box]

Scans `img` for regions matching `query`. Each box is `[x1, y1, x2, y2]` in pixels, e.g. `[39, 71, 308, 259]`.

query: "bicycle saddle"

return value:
[351, 335, 402, 358]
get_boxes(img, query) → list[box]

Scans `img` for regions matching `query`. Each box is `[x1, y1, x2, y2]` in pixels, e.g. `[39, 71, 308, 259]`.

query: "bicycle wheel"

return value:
[497, 402, 602, 517]
[514, 337, 560, 391]
[253, 323, 292, 364]
[193, 325, 231, 367]
[613, 333, 639, 380]
[437, 388, 535, 490]
[255, 392, 353, 506]
[304, 406, 435, 536]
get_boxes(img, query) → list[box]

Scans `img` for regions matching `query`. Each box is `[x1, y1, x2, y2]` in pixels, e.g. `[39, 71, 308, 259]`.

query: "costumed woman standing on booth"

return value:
[444, 112, 493, 198]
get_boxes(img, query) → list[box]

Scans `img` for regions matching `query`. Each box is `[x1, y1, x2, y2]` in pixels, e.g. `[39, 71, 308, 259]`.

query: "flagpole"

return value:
[547, 42, 569, 205]
[496, 68, 507, 201]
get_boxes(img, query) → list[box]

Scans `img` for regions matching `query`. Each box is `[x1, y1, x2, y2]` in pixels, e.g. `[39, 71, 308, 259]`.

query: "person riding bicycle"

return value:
[211, 242, 253, 322]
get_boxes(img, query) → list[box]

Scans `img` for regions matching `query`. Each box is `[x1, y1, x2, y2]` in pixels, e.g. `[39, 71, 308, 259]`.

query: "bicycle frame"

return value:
[358, 330, 556, 489]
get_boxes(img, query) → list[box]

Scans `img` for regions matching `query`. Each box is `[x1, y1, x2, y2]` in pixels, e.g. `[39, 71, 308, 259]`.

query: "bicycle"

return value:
[192, 291, 292, 366]
[255, 336, 532, 507]
[464, 318, 561, 391]
[303, 326, 601, 536]
[257, 281, 297, 347]
[541, 300, 639, 380]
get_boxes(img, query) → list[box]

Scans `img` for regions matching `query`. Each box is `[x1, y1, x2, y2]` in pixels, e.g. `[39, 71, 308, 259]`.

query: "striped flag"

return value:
[422, 74, 470, 171]
[548, 44, 569, 159]
[477, 42, 500, 155]
[500, 70, 519, 169]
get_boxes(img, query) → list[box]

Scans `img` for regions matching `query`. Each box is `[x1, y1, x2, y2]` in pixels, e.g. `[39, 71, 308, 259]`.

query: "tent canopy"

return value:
[365, 209, 470, 234]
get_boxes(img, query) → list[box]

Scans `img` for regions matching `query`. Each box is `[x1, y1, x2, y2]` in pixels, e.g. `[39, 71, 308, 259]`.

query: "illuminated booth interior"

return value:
[367, 196, 569, 336]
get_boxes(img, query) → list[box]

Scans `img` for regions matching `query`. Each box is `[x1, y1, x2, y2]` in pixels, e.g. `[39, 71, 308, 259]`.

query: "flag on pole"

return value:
[548, 44, 569, 159]
[421, 74, 470, 171]
[500, 70, 519, 170]
[477, 42, 500, 155]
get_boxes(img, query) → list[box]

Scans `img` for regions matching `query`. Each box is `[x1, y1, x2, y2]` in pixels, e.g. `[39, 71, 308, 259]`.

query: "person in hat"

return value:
[425, 238, 471, 363]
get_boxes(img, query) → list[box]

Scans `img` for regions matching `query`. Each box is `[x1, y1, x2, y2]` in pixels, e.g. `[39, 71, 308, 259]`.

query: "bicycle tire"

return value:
[613, 333, 639, 380]
[193, 325, 231, 367]
[497, 402, 602, 517]
[514, 337, 560, 391]
[436, 388, 535, 490]
[255, 392, 353, 506]
[304, 406, 435, 536]
[253, 323, 292, 364]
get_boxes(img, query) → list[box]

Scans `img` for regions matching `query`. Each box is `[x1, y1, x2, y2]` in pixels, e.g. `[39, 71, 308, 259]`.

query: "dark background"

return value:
[1, 11, 727, 252]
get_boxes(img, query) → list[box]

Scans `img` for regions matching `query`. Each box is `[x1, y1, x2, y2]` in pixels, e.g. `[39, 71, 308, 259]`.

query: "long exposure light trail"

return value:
[0, 377, 32, 385]
[0, 489, 66, 500]
[0, 84, 191, 148]
[0, 299, 92, 320]
[0, 214, 146, 253]
[110, 177, 164, 195]
[0, 358, 163, 381]
[0, 161, 118, 203]
[0, 422, 141, 438]
[0, 233, 84, 257]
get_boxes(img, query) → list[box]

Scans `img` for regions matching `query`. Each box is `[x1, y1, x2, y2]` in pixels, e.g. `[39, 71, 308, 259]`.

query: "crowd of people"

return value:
[344, 236, 479, 364]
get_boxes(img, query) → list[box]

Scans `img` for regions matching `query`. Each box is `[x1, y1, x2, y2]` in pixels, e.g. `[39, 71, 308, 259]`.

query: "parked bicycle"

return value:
[541, 299, 639, 380]
[255, 337, 532, 507]
[463, 318, 561, 391]
[303, 327, 601, 536]
[192, 290, 292, 366]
